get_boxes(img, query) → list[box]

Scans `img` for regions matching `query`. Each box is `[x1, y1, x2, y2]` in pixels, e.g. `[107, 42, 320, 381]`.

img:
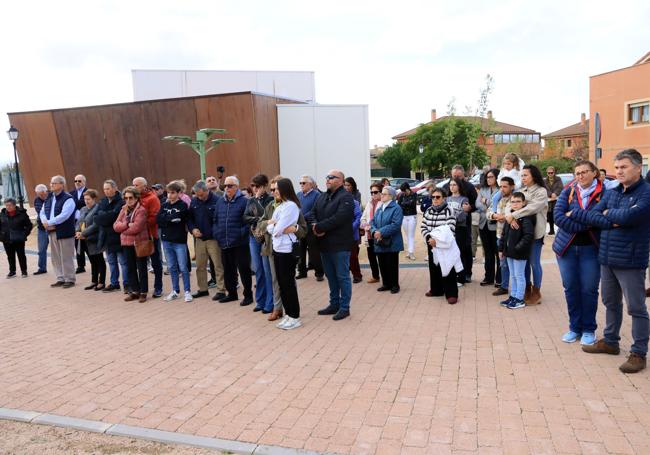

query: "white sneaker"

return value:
[282, 318, 302, 330]
[276, 315, 291, 329]
[163, 291, 179, 301]
[184, 291, 193, 302]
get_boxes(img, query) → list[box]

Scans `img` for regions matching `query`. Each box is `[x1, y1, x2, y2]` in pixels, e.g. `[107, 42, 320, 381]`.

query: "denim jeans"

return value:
[163, 241, 190, 293]
[37, 228, 49, 272]
[557, 244, 600, 333]
[261, 255, 274, 312]
[499, 256, 509, 289]
[507, 257, 526, 300]
[320, 251, 352, 312]
[525, 238, 544, 288]
[105, 250, 128, 288]
[601, 266, 649, 356]
[250, 236, 272, 310]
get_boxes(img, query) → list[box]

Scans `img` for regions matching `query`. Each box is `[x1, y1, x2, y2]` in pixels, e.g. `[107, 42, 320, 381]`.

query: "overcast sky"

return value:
[1, 0, 649, 166]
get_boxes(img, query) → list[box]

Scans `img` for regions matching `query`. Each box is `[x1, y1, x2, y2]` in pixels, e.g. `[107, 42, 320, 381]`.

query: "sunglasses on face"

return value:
[299, 182, 308, 185]
[547, 172, 555, 175]
[432, 195, 443, 200]
[270, 187, 276, 191]
[224, 184, 236, 188]
[75, 180, 83, 183]
[326, 175, 339, 180]
[370, 191, 380, 195]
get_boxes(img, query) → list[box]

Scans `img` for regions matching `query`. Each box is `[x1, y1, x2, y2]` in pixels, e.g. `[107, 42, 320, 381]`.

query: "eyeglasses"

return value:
[299, 182, 308, 185]
[124, 196, 135, 200]
[326, 175, 339, 180]
[432, 195, 443, 200]
[75, 180, 83, 183]
[381, 192, 390, 196]
[370, 191, 380, 195]
[547, 172, 555, 175]
[224, 184, 236, 188]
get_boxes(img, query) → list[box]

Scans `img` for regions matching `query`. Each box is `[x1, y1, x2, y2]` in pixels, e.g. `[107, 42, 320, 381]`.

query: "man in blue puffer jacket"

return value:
[212, 176, 253, 306]
[569, 149, 650, 374]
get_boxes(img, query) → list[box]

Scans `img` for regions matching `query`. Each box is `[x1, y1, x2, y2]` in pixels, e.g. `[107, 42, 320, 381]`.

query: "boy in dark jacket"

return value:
[157, 182, 191, 302]
[499, 192, 535, 309]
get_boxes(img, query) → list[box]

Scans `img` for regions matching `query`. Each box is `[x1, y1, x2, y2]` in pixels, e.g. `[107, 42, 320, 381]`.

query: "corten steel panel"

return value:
[252, 94, 287, 179]
[7, 112, 65, 202]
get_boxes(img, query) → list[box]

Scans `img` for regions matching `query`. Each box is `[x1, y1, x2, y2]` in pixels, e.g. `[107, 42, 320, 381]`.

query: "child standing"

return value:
[157, 181, 192, 302]
[492, 152, 523, 209]
[498, 192, 535, 309]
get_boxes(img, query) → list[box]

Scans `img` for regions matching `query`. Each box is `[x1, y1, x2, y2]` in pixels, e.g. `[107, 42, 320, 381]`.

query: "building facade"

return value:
[542, 113, 589, 160]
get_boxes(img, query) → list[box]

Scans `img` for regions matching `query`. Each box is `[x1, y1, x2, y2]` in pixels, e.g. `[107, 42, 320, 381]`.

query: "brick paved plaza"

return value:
[1, 249, 650, 454]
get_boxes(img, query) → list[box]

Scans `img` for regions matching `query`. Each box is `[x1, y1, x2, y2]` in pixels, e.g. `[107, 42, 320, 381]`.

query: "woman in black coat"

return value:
[0, 198, 33, 278]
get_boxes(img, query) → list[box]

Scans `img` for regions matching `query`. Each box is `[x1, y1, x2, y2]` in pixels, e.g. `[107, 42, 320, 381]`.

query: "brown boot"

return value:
[523, 284, 532, 303]
[124, 293, 139, 302]
[526, 286, 542, 305]
[619, 353, 647, 373]
[582, 339, 620, 355]
[268, 308, 283, 321]
[139, 293, 147, 303]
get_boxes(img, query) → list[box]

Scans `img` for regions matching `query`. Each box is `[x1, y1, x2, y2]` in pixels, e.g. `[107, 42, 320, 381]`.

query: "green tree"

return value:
[531, 157, 576, 174]
[376, 142, 413, 177]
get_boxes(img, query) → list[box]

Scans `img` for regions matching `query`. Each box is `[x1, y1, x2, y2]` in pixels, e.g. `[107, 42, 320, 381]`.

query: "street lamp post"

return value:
[6, 126, 24, 209]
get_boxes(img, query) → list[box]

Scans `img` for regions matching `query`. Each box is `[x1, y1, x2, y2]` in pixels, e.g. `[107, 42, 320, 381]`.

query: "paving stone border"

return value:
[0, 407, 332, 455]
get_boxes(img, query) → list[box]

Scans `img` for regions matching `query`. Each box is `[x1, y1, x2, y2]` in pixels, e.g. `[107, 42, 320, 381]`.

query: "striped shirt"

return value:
[421, 203, 456, 241]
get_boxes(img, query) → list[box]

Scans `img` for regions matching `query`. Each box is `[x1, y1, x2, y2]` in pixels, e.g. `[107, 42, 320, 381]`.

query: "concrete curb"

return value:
[0, 407, 333, 455]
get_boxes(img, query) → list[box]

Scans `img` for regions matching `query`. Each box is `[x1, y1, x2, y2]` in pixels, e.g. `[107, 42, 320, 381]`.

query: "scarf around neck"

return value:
[577, 179, 598, 208]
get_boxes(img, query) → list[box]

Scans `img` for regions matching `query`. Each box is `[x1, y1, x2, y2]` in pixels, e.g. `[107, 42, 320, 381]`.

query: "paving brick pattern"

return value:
[1, 251, 650, 454]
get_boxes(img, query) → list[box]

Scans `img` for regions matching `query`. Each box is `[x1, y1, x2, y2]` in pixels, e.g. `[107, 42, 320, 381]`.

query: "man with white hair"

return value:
[133, 176, 163, 298]
[71, 174, 88, 273]
[212, 175, 253, 305]
[297, 175, 323, 281]
[41, 175, 77, 287]
[33, 184, 50, 275]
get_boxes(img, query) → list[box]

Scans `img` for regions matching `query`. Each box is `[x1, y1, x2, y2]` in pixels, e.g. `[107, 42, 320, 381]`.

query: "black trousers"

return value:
[377, 252, 399, 289]
[427, 246, 458, 298]
[3, 241, 27, 274]
[76, 239, 88, 269]
[478, 226, 501, 283]
[547, 202, 556, 235]
[455, 225, 473, 283]
[366, 239, 380, 280]
[124, 245, 149, 294]
[222, 245, 252, 298]
[274, 252, 300, 318]
[298, 231, 323, 277]
[89, 253, 107, 285]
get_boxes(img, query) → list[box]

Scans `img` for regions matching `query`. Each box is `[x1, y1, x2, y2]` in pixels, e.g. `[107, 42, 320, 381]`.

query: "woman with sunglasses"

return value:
[360, 183, 383, 283]
[421, 187, 460, 304]
[114, 186, 149, 302]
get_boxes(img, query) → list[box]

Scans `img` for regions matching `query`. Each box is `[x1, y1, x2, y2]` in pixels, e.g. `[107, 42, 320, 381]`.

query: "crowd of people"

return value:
[1, 149, 649, 373]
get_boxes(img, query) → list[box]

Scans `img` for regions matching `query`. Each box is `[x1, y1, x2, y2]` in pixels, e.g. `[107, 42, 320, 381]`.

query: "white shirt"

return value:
[41, 192, 76, 226]
[267, 201, 300, 253]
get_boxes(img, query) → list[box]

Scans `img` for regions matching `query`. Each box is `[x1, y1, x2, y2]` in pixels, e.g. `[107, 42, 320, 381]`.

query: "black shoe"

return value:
[262, 309, 272, 314]
[152, 291, 163, 298]
[480, 280, 494, 287]
[296, 273, 307, 280]
[353, 277, 363, 284]
[50, 281, 65, 287]
[219, 294, 238, 303]
[62, 282, 75, 288]
[253, 307, 263, 312]
[492, 287, 508, 296]
[318, 305, 339, 315]
[21, 272, 28, 278]
[84, 283, 97, 290]
[390, 286, 400, 294]
[494, 283, 501, 288]
[333, 310, 350, 321]
[123, 287, 130, 294]
[75, 268, 86, 274]
[6, 272, 16, 278]
[211, 292, 226, 301]
[316, 275, 324, 282]
[192, 290, 210, 299]
[377, 286, 390, 292]
[33, 270, 47, 275]
[103, 284, 119, 292]
[240, 297, 254, 306]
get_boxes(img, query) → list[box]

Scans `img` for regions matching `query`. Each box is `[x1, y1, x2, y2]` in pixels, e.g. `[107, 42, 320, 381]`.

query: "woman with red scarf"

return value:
[360, 183, 382, 283]
[0, 198, 33, 278]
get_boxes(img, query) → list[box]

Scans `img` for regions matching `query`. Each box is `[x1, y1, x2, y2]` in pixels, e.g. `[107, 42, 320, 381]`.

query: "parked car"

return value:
[558, 172, 617, 189]
[390, 178, 420, 188]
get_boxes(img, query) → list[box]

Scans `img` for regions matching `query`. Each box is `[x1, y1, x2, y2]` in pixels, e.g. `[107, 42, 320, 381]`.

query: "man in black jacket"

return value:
[313, 169, 355, 321]
[95, 179, 128, 293]
[71, 174, 88, 273]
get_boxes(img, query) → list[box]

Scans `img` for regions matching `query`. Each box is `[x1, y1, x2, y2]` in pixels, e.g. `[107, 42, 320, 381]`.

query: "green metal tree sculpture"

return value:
[162, 128, 235, 180]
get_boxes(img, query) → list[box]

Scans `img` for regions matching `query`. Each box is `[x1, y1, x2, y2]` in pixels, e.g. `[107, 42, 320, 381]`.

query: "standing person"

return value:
[445, 165, 477, 281]
[420, 182, 435, 213]
[553, 160, 604, 345]
[244, 174, 274, 312]
[157, 181, 192, 302]
[398, 182, 417, 260]
[544, 166, 563, 235]
[188, 181, 226, 300]
[114, 186, 149, 303]
[370, 186, 404, 293]
[71, 174, 88, 274]
[487, 177, 515, 297]
[447, 178, 472, 285]
[498, 192, 535, 309]
[360, 183, 383, 283]
[132, 177, 163, 298]
[571, 149, 650, 373]
[267, 178, 302, 330]
[421, 188, 460, 304]
[212, 176, 253, 305]
[75, 189, 106, 290]
[297, 175, 324, 281]
[205, 175, 224, 288]
[476, 169, 500, 286]
[313, 169, 355, 321]
[96, 180, 128, 293]
[33, 184, 50, 275]
[345, 177, 363, 283]
[215, 165, 226, 190]
[505, 165, 548, 305]
[41, 175, 77, 288]
[0, 198, 32, 278]
[380, 177, 391, 189]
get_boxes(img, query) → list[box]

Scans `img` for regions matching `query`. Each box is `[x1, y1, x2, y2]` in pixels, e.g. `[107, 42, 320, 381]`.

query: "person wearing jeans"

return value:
[313, 169, 355, 321]
[33, 184, 50, 274]
[487, 177, 514, 296]
[95, 180, 128, 292]
[553, 160, 604, 345]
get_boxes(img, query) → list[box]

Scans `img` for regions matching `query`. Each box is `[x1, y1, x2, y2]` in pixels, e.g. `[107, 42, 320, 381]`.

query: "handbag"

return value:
[134, 237, 154, 258]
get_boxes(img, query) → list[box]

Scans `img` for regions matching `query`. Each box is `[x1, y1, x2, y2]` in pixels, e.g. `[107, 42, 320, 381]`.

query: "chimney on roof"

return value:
[487, 110, 493, 120]
[580, 113, 586, 125]
[430, 109, 437, 122]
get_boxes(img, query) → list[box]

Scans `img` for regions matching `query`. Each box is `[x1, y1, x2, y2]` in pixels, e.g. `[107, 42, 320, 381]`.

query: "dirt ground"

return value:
[0, 420, 224, 455]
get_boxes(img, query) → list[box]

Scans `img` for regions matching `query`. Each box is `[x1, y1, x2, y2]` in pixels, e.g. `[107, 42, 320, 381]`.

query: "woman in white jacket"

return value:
[267, 178, 302, 330]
